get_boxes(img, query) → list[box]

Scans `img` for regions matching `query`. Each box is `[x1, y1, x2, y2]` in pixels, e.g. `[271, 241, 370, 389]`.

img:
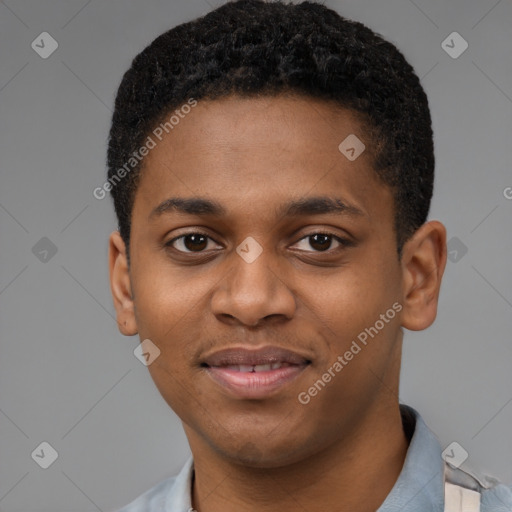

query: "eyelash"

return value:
[165, 230, 351, 255]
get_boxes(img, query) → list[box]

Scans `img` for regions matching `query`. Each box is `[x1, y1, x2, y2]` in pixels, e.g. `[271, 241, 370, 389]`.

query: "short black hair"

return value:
[107, 0, 434, 263]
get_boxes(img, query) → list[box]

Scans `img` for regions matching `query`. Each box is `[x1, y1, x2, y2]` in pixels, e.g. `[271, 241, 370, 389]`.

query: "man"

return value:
[107, 1, 512, 510]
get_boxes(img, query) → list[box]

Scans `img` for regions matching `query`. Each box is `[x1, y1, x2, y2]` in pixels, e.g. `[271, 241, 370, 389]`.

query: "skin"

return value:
[109, 94, 447, 512]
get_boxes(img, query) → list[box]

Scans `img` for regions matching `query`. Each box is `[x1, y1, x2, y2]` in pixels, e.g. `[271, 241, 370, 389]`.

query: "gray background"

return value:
[0, 0, 511, 510]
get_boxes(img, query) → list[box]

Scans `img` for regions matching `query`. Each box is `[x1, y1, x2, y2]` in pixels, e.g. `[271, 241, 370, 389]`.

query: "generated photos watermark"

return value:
[298, 301, 403, 405]
[93, 98, 198, 200]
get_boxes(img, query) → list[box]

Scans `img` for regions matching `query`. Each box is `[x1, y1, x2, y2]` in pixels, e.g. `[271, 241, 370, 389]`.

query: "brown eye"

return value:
[167, 233, 219, 253]
[308, 233, 333, 251]
[292, 232, 350, 253]
[182, 234, 208, 251]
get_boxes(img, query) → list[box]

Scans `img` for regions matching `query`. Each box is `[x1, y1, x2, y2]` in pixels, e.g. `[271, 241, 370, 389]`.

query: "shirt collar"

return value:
[164, 404, 444, 512]
[377, 404, 444, 511]
[163, 454, 194, 511]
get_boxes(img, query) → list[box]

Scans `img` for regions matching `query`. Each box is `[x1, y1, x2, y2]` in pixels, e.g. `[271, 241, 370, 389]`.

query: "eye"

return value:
[292, 232, 350, 253]
[166, 232, 221, 253]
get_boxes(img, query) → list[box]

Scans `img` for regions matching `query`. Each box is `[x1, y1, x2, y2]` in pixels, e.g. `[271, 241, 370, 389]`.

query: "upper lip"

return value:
[202, 346, 311, 367]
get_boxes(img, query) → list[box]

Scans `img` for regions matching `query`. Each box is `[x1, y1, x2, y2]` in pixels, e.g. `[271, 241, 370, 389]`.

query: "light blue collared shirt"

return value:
[113, 405, 512, 511]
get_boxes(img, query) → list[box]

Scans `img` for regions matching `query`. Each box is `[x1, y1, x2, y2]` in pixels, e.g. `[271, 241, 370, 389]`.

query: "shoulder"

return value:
[446, 463, 512, 511]
[113, 475, 177, 512]
[112, 456, 194, 512]
[481, 479, 512, 511]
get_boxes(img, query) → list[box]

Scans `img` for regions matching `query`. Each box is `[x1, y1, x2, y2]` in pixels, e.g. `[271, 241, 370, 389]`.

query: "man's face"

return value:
[125, 95, 405, 466]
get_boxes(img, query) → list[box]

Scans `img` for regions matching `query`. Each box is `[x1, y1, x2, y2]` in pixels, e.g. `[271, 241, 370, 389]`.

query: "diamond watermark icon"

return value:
[447, 237, 468, 263]
[338, 134, 365, 161]
[31, 32, 59, 59]
[32, 237, 58, 263]
[441, 32, 468, 59]
[31, 441, 58, 469]
[134, 338, 161, 366]
[236, 237, 263, 263]
[442, 441, 469, 468]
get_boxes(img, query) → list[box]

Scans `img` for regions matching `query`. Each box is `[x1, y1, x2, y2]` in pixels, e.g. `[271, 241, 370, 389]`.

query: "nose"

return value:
[211, 246, 296, 327]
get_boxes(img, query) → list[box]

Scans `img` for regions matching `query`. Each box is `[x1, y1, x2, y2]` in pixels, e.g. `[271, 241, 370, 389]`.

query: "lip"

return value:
[203, 346, 310, 367]
[202, 346, 311, 399]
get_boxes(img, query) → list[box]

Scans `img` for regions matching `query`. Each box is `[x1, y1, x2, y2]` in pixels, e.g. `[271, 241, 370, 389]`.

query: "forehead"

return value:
[131, 95, 391, 226]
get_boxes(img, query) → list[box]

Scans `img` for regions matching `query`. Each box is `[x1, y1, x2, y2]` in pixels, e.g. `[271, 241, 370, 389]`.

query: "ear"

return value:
[400, 220, 447, 331]
[109, 231, 138, 336]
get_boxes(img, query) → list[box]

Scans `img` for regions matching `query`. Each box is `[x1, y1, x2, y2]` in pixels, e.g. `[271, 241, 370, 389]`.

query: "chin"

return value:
[215, 434, 314, 469]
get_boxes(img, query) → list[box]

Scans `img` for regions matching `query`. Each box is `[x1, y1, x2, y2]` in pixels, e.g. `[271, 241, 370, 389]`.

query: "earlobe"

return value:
[108, 231, 138, 336]
[400, 221, 447, 331]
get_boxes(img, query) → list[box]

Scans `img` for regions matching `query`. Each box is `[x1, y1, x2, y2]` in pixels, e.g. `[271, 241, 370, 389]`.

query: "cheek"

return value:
[312, 257, 402, 357]
[130, 260, 219, 371]
[131, 258, 200, 334]
[146, 360, 198, 423]
[134, 284, 181, 337]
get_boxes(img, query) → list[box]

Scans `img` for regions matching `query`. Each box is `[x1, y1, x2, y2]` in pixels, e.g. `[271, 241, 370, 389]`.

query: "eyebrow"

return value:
[149, 195, 366, 220]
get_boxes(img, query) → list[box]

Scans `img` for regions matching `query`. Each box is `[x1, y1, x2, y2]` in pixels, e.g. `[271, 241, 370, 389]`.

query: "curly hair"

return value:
[107, 0, 434, 262]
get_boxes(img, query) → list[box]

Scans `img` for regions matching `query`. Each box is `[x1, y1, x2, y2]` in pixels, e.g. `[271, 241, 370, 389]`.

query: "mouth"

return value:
[201, 346, 311, 399]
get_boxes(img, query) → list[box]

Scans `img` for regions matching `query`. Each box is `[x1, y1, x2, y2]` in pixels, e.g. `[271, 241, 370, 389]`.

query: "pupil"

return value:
[310, 234, 331, 251]
[185, 234, 207, 251]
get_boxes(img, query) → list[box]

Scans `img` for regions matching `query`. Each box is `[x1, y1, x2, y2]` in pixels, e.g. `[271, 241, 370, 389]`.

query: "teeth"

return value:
[253, 364, 271, 372]
[221, 363, 285, 372]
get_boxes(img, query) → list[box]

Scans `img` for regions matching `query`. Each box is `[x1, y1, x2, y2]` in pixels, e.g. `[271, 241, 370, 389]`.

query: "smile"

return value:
[220, 362, 294, 372]
[201, 346, 311, 399]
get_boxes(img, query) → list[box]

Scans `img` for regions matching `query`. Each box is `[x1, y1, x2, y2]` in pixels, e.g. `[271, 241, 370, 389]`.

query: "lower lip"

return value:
[205, 365, 308, 399]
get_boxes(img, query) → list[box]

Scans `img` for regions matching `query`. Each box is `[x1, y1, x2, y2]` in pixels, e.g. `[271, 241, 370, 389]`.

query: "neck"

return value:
[188, 401, 409, 512]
